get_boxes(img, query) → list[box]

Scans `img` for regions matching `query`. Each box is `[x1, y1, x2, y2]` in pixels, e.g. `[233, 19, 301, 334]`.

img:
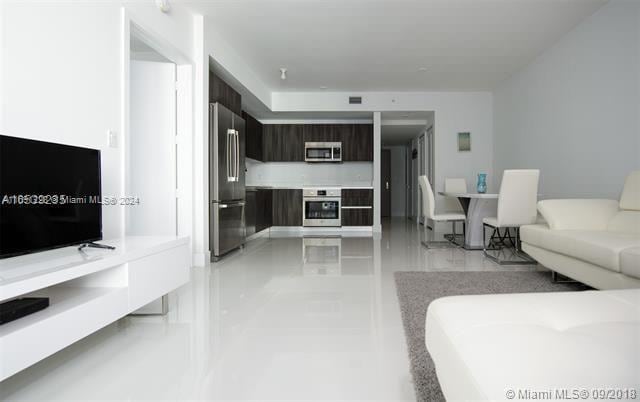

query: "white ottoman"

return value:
[425, 289, 640, 401]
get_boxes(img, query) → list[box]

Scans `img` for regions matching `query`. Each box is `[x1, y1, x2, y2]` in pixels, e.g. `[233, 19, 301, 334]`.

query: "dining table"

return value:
[438, 192, 499, 250]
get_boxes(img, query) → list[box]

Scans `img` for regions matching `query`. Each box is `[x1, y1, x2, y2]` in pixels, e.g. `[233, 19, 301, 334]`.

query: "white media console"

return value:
[0, 236, 190, 381]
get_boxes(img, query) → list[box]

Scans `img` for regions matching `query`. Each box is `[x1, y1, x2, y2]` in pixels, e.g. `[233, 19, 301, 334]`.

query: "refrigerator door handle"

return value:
[226, 129, 235, 182]
[219, 201, 245, 209]
[235, 130, 240, 182]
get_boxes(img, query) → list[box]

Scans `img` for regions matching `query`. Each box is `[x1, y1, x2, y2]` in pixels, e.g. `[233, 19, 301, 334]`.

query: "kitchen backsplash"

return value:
[246, 159, 373, 187]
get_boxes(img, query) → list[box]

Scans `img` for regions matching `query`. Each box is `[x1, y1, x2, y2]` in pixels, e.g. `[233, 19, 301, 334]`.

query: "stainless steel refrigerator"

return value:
[209, 102, 246, 260]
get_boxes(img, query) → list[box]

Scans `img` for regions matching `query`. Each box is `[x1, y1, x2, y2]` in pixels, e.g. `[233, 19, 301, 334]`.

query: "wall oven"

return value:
[303, 188, 341, 227]
[304, 142, 342, 163]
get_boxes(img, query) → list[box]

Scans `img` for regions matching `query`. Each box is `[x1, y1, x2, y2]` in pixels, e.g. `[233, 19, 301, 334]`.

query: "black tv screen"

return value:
[0, 135, 102, 258]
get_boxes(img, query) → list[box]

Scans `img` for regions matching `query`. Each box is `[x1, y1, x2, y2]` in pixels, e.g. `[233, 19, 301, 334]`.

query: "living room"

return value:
[0, 0, 638, 401]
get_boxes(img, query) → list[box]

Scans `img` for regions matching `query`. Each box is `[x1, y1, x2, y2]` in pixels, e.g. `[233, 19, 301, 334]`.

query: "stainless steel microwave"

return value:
[304, 142, 342, 163]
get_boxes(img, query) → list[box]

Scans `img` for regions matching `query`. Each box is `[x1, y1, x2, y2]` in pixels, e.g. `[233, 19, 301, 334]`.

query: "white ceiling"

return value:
[382, 125, 425, 146]
[189, 0, 606, 92]
[381, 111, 433, 145]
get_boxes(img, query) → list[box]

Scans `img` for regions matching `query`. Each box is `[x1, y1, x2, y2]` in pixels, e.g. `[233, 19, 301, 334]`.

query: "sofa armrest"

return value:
[537, 199, 619, 230]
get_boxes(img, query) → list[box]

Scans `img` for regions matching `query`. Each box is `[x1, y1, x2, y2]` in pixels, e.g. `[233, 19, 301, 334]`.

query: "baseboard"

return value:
[192, 250, 210, 267]
[246, 228, 271, 242]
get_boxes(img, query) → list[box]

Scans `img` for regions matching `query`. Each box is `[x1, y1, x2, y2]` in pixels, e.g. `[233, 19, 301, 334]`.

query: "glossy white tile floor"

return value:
[0, 218, 539, 401]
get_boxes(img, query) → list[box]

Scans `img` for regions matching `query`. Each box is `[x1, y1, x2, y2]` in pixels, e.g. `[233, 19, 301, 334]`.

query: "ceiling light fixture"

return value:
[280, 68, 287, 80]
[155, 0, 171, 13]
[319, 86, 328, 90]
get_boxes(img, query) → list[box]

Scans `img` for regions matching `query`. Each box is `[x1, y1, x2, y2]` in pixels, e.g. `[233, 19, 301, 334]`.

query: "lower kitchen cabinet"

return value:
[256, 189, 273, 232]
[245, 190, 257, 237]
[246, 188, 273, 235]
[341, 188, 373, 226]
[272, 189, 302, 226]
[341, 207, 373, 226]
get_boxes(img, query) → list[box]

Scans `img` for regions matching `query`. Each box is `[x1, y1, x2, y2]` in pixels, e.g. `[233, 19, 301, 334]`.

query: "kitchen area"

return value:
[209, 70, 375, 262]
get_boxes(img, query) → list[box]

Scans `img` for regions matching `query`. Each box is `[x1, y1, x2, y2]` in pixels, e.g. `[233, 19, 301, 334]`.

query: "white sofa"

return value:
[425, 289, 640, 401]
[521, 171, 640, 289]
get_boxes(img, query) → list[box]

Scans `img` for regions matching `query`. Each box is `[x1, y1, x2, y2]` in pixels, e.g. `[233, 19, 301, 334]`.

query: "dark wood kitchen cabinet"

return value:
[256, 189, 273, 232]
[342, 189, 373, 206]
[341, 189, 373, 226]
[342, 124, 373, 162]
[209, 71, 242, 116]
[341, 208, 373, 226]
[242, 111, 263, 161]
[272, 189, 302, 226]
[303, 124, 344, 143]
[260, 123, 372, 162]
[263, 124, 304, 162]
[246, 188, 273, 234]
[245, 189, 257, 237]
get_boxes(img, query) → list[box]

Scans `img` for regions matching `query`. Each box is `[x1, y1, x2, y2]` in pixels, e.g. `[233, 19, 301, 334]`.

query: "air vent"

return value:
[348, 96, 362, 105]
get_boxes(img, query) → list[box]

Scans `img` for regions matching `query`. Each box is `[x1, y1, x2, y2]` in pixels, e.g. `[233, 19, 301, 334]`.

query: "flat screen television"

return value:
[0, 135, 102, 258]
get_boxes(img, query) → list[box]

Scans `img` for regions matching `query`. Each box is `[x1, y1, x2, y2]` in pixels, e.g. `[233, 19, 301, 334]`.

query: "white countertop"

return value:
[247, 183, 374, 190]
[439, 191, 498, 199]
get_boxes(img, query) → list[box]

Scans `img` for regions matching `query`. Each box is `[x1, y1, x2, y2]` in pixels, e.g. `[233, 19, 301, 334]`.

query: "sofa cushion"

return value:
[520, 225, 640, 272]
[620, 171, 640, 211]
[537, 199, 619, 231]
[608, 210, 640, 235]
[425, 290, 640, 402]
[620, 247, 640, 279]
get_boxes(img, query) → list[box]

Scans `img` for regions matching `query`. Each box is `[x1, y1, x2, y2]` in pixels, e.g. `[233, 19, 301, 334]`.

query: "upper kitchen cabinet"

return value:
[342, 124, 373, 162]
[303, 124, 344, 143]
[263, 124, 304, 162]
[242, 111, 263, 161]
[209, 71, 242, 116]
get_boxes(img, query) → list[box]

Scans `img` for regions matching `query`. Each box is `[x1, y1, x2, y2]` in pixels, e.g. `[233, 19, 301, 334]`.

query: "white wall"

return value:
[245, 160, 373, 187]
[494, 0, 640, 199]
[1, 1, 195, 244]
[384, 146, 407, 217]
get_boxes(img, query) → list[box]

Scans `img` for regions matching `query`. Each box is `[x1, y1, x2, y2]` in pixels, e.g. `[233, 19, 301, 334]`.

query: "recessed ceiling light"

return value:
[319, 86, 328, 90]
[418, 67, 429, 72]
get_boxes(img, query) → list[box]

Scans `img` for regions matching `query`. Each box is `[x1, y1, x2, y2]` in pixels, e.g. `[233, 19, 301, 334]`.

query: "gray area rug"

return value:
[394, 270, 588, 402]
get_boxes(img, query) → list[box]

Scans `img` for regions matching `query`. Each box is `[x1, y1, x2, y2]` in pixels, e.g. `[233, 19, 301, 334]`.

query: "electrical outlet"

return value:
[107, 130, 118, 148]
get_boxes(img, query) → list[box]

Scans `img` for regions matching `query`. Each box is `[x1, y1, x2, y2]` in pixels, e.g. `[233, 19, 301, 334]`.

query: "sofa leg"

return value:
[551, 271, 579, 284]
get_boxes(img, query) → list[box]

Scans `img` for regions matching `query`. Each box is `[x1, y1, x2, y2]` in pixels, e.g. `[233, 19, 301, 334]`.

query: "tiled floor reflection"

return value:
[0, 218, 540, 401]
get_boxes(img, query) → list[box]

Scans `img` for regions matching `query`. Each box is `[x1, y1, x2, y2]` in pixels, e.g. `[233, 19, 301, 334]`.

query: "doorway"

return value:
[125, 22, 193, 313]
[127, 41, 177, 236]
[124, 21, 193, 243]
[381, 149, 391, 218]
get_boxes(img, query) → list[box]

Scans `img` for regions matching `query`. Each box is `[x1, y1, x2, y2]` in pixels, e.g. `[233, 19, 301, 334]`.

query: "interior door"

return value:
[381, 149, 391, 218]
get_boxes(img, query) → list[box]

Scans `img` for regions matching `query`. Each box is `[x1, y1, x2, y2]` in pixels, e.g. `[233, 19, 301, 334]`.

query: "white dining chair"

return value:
[443, 178, 467, 213]
[482, 169, 539, 264]
[419, 175, 466, 248]
[443, 178, 467, 245]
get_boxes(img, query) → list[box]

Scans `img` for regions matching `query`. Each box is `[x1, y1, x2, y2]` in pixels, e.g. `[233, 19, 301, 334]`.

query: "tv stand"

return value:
[0, 236, 190, 381]
[77, 242, 116, 251]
